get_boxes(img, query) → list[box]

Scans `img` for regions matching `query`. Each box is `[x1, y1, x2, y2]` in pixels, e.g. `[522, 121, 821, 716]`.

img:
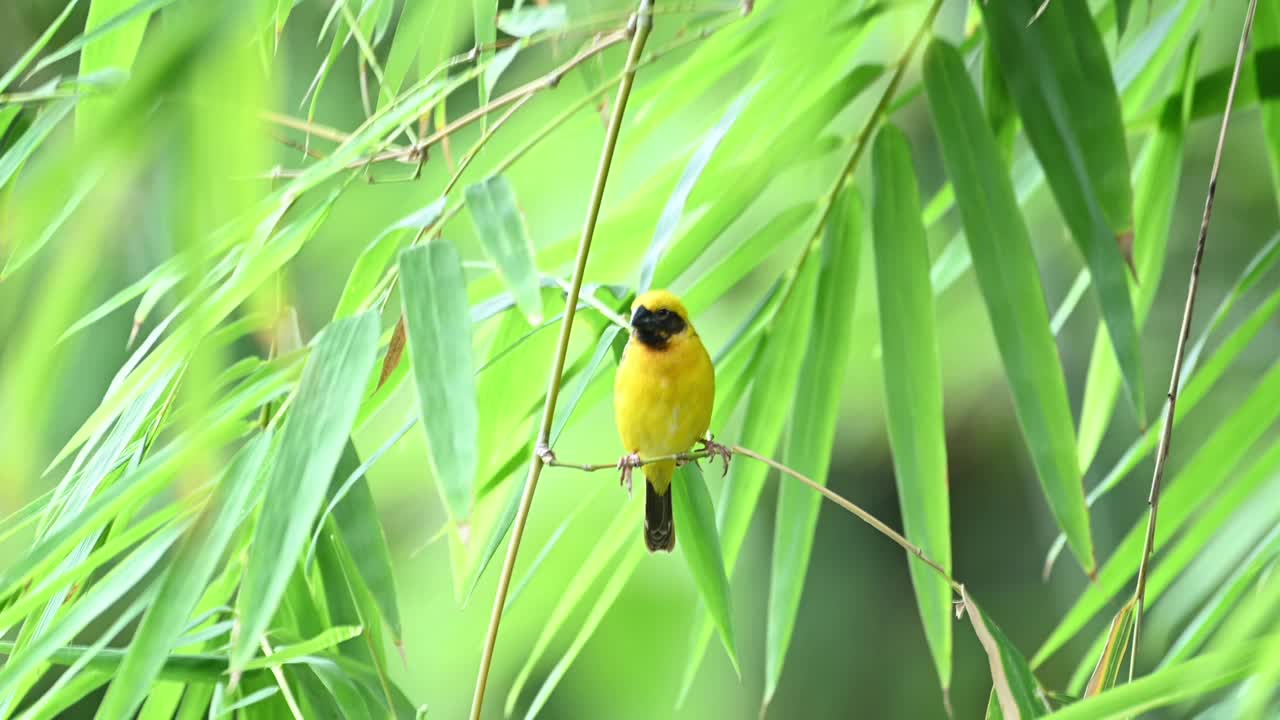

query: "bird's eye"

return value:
[656, 309, 670, 318]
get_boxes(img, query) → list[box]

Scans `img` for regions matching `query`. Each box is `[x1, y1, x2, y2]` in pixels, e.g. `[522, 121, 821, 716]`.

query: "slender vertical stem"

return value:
[467, 4, 654, 718]
[1129, 0, 1258, 679]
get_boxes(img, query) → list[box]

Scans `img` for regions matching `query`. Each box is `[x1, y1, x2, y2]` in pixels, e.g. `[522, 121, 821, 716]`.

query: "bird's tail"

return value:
[645, 480, 676, 553]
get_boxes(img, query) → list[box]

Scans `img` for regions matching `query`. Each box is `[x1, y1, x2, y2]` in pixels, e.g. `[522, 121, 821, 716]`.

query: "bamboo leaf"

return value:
[400, 242, 479, 520]
[869, 126, 953, 695]
[231, 312, 380, 672]
[1259, 0, 1280, 205]
[0, 0, 83, 95]
[1044, 643, 1267, 720]
[473, 0, 497, 131]
[96, 435, 270, 719]
[0, 525, 183, 701]
[637, 83, 760, 294]
[497, 5, 567, 37]
[679, 254, 820, 701]
[334, 197, 445, 320]
[326, 442, 403, 642]
[238, 627, 362, 671]
[981, 0, 1144, 422]
[672, 463, 738, 673]
[522, 542, 646, 720]
[763, 187, 862, 703]
[76, 0, 161, 138]
[924, 39, 1094, 575]
[1034, 359, 1280, 667]
[504, 501, 638, 716]
[1083, 596, 1137, 697]
[963, 589, 1050, 720]
[466, 177, 543, 324]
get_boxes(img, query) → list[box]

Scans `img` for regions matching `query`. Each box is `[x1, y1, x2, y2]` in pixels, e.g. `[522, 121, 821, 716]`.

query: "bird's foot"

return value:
[698, 435, 733, 476]
[617, 452, 642, 498]
[535, 440, 557, 465]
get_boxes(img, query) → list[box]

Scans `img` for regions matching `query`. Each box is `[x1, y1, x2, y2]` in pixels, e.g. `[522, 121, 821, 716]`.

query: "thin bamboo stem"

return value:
[1129, 0, 1258, 681]
[467, 5, 654, 718]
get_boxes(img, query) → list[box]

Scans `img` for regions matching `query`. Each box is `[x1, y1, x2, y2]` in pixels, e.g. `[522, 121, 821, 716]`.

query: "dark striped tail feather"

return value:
[644, 481, 676, 552]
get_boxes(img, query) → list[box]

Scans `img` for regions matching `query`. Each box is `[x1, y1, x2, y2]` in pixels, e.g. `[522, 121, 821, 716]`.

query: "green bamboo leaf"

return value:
[1076, 90, 1188, 470]
[673, 463, 738, 672]
[76, 0, 160, 138]
[1034, 359, 1280, 667]
[981, 0, 1144, 422]
[649, 64, 885, 292]
[0, 0, 82, 95]
[1044, 643, 1267, 720]
[231, 312, 380, 673]
[23, 593, 146, 720]
[1259, 0, 1280, 204]
[1160, 523, 1280, 669]
[96, 435, 269, 719]
[504, 500, 638, 716]
[1044, 235, 1280, 575]
[924, 39, 1094, 575]
[522, 542, 646, 720]
[322, 442, 403, 642]
[963, 590, 1050, 720]
[764, 187, 862, 704]
[29, 0, 179, 79]
[473, 0, 497, 131]
[238, 626, 362, 671]
[400, 242, 479, 520]
[334, 198, 445, 320]
[0, 98, 74, 194]
[0, 524, 182, 702]
[497, 5, 567, 37]
[681, 202, 814, 313]
[678, 256, 820, 702]
[466, 177, 543, 324]
[1083, 596, 1137, 697]
[637, 83, 760, 294]
[869, 126, 953, 695]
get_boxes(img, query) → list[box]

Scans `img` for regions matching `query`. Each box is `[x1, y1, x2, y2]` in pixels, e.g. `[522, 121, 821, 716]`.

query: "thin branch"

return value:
[468, 4, 654, 719]
[1130, 0, 1258, 680]
[544, 444, 965, 595]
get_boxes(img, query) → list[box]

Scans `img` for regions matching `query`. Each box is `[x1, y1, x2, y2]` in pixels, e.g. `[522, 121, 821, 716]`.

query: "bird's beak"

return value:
[630, 305, 654, 330]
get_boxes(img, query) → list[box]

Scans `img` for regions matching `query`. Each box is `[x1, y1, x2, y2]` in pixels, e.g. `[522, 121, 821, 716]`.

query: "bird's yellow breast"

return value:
[613, 331, 715, 493]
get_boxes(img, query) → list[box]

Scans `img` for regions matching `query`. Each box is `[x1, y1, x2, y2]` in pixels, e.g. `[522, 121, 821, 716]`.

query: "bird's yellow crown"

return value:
[631, 290, 689, 322]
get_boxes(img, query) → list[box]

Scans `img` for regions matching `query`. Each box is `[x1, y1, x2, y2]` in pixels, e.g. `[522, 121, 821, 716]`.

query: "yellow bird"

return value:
[614, 290, 727, 552]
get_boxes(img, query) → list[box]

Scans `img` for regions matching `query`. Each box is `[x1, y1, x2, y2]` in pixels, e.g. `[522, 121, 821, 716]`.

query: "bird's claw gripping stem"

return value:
[617, 452, 642, 497]
[698, 435, 732, 476]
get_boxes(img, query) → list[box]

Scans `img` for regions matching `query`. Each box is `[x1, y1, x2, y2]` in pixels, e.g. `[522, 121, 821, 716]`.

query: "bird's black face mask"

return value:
[631, 305, 686, 350]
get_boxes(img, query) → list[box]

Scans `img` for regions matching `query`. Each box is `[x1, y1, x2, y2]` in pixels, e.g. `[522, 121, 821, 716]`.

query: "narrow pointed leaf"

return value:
[924, 39, 1094, 575]
[97, 435, 270, 719]
[1044, 643, 1268, 720]
[764, 187, 862, 703]
[1259, 0, 1280, 205]
[400, 242, 479, 520]
[231, 312, 380, 672]
[1035, 359, 1280, 666]
[672, 463, 738, 672]
[466, 177, 543, 324]
[980, 0, 1144, 422]
[334, 198, 445, 320]
[237, 627, 362, 671]
[637, 84, 760, 294]
[497, 5, 567, 37]
[963, 589, 1050, 720]
[870, 126, 953, 694]
[1083, 596, 1137, 697]
[76, 0, 157, 138]
[679, 256, 820, 700]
